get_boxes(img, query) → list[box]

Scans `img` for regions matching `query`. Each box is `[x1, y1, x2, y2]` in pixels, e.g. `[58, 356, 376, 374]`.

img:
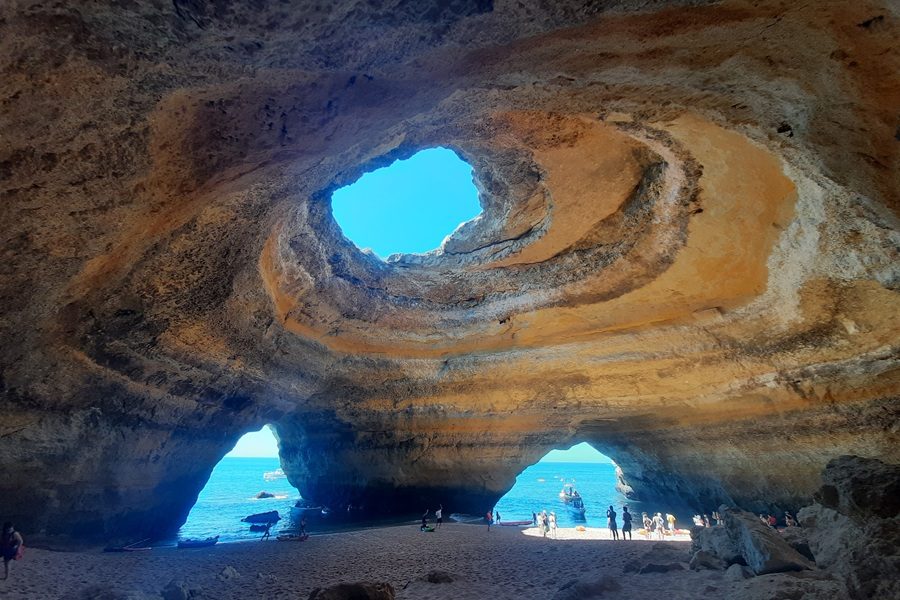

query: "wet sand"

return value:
[0, 524, 740, 599]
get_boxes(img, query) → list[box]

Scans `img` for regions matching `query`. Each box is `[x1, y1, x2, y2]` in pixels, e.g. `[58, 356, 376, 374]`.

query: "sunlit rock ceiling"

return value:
[1, 0, 897, 540]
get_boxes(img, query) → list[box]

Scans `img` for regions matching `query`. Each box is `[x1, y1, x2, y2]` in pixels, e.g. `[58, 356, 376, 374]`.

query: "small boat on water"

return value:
[177, 536, 219, 549]
[499, 520, 533, 527]
[568, 495, 587, 517]
[559, 483, 581, 503]
[242, 510, 281, 524]
[560, 482, 587, 516]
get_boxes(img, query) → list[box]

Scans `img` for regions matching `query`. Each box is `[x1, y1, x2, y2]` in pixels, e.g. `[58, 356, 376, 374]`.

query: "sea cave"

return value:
[0, 0, 897, 598]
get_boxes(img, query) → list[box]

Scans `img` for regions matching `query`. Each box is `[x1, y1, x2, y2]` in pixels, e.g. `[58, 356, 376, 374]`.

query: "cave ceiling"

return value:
[1, 0, 898, 538]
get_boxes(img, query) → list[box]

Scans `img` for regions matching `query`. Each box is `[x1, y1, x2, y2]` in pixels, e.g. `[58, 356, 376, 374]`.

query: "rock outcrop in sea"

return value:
[0, 0, 897, 546]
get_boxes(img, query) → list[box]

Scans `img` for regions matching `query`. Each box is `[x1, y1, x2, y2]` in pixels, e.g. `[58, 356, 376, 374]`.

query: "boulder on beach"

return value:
[724, 563, 752, 581]
[307, 582, 395, 600]
[726, 573, 847, 600]
[779, 526, 814, 562]
[217, 566, 240, 582]
[689, 549, 727, 571]
[691, 524, 743, 566]
[553, 574, 621, 600]
[420, 570, 455, 584]
[797, 455, 900, 600]
[623, 542, 690, 574]
[814, 455, 900, 521]
[719, 507, 814, 575]
[161, 580, 193, 600]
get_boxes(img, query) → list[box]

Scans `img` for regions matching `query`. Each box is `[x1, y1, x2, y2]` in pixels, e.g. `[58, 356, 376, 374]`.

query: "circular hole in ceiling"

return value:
[330, 147, 482, 259]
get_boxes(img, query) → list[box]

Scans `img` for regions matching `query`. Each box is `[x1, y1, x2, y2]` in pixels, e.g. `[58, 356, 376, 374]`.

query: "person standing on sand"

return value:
[606, 505, 619, 540]
[1, 522, 23, 581]
[261, 522, 272, 541]
[435, 504, 443, 528]
[652, 513, 664, 539]
[532, 511, 538, 526]
[642, 512, 652, 539]
[666, 512, 676, 533]
[421, 509, 429, 531]
[621, 506, 632, 540]
[300, 516, 308, 536]
[486, 510, 493, 531]
[496, 511, 501, 525]
[549, 512, 557, 539]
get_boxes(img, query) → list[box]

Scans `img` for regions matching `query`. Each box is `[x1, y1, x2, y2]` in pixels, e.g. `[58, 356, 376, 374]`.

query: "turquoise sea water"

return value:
[179, 458, 683, 543]
[494, 461, 642, 528]
[178, 458, 297, 543]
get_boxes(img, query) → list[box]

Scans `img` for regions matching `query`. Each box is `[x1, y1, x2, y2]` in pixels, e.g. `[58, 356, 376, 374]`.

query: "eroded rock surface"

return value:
[1, 0, 898, 541]
[797, 456, 900, 600]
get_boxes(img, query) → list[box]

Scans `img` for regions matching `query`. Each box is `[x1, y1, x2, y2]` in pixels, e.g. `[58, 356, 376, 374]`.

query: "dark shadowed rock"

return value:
[726, 573, 848, 600]
[420, 570, 455, 583]
[779, 526, 815, 562]
[689, 549, 727, 570]
[799, 501, 900, 600]
[639, 562, 686, 574]
[553, 575, 621, 600]
[623, 542, 690, 573]
[691, 524, 743, 566]
[725, 563, 752, 581]
[161, 580, 192, 600]
[308, 582, 395, 600]
[720, 507, 815, 575]
[815, 455, 900, 521]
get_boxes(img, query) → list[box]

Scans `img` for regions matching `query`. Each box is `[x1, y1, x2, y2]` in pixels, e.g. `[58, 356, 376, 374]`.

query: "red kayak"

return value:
[500, 520, 533, 526]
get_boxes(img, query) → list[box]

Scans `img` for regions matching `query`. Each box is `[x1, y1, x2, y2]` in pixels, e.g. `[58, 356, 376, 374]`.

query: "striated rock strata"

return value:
[1, 0, 898, 541]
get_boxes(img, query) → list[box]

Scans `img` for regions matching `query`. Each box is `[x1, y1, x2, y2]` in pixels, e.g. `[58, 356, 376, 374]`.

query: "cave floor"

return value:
[3, 524, 821, 599]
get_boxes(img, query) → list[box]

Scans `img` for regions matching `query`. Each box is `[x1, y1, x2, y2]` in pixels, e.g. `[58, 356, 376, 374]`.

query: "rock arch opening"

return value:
[179, 426, 295, 543]
[330, 147, 482, 259]
[494, 443, 624, 527]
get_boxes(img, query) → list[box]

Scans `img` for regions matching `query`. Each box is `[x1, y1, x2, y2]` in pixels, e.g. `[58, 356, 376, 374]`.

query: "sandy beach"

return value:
[0, 523, 817, 600]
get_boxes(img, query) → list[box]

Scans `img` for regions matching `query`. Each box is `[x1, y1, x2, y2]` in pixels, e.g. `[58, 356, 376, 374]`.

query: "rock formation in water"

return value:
[1, 0, 898, 541]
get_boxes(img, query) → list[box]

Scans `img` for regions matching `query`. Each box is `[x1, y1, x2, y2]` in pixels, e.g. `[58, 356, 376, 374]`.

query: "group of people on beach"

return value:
[606, 505, 684, 540]
[420, 505, 443, 531]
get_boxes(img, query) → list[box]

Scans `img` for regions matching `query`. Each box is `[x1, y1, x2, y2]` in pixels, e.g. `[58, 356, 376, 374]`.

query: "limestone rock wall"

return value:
[1, 0, 898, 541]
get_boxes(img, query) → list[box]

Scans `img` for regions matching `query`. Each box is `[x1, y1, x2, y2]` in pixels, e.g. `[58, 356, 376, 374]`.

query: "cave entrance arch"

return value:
[178, 425, 297, 543]
[330, 147, 482, 258]
[494, 442, 631, 528]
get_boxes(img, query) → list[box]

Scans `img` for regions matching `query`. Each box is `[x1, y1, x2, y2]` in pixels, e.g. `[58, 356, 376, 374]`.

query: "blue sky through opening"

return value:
[330, 147, 482, 258]
[227, 428, 610, 464]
